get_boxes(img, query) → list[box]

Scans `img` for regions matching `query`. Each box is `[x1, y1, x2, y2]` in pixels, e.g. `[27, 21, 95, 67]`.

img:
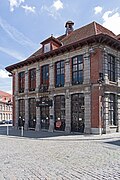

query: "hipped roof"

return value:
[6, 21, 120, 73]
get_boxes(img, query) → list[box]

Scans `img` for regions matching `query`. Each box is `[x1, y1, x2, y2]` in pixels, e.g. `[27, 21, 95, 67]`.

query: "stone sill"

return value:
[109, 81, 117, 86]
[109, 126, 117, 128]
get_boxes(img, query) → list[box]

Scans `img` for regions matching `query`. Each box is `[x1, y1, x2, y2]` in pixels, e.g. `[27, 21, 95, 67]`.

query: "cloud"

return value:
[0, 17, 38, 49]
[94, 6, 102, 14]
[41, 0, 63, 19]
[102, 10, 120, 35]
[21, 5, 36, 13]
[0, 46, 25, 60]
[0, 69, 9, 78]
[8, 0, 25, 12]
[53, 0, 63, 10]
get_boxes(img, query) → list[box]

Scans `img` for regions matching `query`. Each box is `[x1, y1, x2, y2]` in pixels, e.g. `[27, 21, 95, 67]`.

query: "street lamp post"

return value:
[97, 73, 104, 135]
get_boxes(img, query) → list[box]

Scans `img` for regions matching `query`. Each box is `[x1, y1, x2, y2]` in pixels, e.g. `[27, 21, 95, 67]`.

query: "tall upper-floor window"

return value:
[29, 68, 36, 91]
[18, 71, 25, 93]
[108, 54, 115, 82]
[41, 65, 49, 87]
[72, 55, 83, 85]
[55, 60, 64, 87]
[0, 105, 2, 110]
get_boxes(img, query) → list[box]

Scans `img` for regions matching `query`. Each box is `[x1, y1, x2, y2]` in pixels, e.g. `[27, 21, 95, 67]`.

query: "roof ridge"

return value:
[95, 22, 116, 36]
[93, 21, 97, 35]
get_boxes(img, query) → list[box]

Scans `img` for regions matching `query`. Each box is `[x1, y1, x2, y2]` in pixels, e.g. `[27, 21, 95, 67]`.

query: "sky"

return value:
[0, 0, 120, 94]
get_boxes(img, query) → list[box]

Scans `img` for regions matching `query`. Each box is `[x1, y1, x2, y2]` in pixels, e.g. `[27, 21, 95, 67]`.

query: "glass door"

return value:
[71, 94, 84, 132]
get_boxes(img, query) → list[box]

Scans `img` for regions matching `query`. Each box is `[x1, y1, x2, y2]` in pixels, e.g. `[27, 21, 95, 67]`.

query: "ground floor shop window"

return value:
[54, 95, 65, 131]
[108, 94, 116, 126]
[71, 93, 84, 132]
[29, 98, 36, 129]
[18, 99, 25, 127]
[40, 97, 49, 129]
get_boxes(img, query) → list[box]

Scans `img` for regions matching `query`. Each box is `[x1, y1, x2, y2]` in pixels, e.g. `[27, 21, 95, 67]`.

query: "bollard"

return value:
[21, 126, 24, 137]
[7, 124, 9, 135]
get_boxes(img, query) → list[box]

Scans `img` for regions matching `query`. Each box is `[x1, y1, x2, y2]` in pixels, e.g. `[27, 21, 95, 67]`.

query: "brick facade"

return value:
[6, 21, 120, 134]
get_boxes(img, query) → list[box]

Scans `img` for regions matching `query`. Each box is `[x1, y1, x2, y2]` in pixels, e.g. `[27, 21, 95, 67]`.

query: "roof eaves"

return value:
[5, 34, 120, 73]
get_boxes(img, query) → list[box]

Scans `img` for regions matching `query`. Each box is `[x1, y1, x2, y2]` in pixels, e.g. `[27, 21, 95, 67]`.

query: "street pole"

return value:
[21, 126, 24, 136]
[7, 122, 9, 135]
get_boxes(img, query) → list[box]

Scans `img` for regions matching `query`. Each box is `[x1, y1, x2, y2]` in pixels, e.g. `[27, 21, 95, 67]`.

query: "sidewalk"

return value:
[0, 125, 120, 141]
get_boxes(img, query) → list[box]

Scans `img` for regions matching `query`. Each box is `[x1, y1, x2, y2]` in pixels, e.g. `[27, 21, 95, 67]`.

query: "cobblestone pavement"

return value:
[0, 131, 120, 180]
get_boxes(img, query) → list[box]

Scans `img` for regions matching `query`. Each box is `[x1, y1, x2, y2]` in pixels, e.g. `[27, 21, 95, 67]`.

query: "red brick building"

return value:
[0, 91, 12, 123]
[6, 21, 120, 134]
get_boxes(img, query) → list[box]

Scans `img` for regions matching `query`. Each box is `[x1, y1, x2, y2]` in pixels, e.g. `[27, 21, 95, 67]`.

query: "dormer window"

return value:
[44, 43, 50, 53]
[41, 35, 62, 53]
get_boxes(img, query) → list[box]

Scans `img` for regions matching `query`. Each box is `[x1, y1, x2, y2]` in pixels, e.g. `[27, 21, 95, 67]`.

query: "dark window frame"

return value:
[41, 65, 49, 88]
[29, 98, 36, 128]
[71, 93, 84, 132]
[18, 71, 25, 93]
[29, 68, 36, 91]
[72, 55, 83, 85]
[55, 60, 65, 87]
[108, 54, 115, 82]
[54, 95, 65, 131]
[40, 96, 49, 129]
[108, 94, 116, 126]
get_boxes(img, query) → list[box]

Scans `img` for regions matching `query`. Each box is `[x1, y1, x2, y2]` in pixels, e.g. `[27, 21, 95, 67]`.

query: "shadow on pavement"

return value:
[0, 126, 78, 139]
[105, 140, 120, 147]
[0, 126, 120, 141]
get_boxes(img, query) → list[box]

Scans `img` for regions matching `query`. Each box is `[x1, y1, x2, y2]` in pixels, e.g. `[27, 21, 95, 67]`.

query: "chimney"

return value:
[65, 21, 74, 35]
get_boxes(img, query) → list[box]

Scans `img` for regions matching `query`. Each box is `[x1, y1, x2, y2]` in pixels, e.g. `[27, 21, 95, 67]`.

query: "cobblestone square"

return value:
[0, 129, 120, 180]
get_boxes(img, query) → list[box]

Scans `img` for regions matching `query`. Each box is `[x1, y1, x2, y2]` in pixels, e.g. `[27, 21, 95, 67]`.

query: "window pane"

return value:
[57, 62, 60, 68]
[57, 69, 60, 74]
[78, 55, 83, 63]
[73, 57, 77, 64]
[61, 74, 64, 85]
[78, 64, 83, 70]
[61, 68, 64, 74]
[61, 61, 64, 67]
[73, 64, 77, 71]
[56, 76, 60, 85]
[78, 71, 83, 82]
[73, 72, 78, 82]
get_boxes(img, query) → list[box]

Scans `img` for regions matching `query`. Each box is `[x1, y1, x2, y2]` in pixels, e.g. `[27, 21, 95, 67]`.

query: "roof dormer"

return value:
[41, 35, 62, 53]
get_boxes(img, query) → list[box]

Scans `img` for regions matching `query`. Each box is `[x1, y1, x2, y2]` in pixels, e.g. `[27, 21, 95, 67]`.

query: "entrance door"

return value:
[71, 94, 84, 133]
[18, 99, 25, 128]
[54, 95, 65, 131]
[40, 97, 49, 129]
[29, 98, 36, 129]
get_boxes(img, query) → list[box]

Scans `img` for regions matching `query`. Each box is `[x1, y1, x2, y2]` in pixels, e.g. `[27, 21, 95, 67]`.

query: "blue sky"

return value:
[0, 0, 120, 93]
